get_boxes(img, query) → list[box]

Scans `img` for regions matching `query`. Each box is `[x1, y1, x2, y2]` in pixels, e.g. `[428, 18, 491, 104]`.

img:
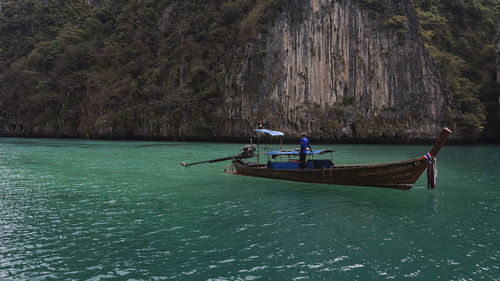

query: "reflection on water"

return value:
[0, 138, 498, 280]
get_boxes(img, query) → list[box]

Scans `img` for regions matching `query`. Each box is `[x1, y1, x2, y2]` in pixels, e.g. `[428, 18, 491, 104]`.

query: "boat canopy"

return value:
[254, 129, 284, 136]
[265, 149, 335, 155]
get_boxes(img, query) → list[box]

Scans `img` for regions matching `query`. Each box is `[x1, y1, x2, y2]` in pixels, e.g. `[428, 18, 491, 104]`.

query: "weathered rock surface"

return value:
[224, 0, 452, 139]
[0, 0, 455, 141]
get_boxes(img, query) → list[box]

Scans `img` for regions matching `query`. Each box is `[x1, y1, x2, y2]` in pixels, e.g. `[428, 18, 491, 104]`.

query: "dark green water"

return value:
[0, 138, 498, 280]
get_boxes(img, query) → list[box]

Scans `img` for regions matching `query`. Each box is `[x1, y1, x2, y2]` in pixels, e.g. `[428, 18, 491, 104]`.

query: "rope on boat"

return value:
[424, 152, 437, 189]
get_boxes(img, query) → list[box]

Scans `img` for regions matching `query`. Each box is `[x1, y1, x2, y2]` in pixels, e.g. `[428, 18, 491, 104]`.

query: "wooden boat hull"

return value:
[232, 157, 428, 190]
[230, 128, 452, 190]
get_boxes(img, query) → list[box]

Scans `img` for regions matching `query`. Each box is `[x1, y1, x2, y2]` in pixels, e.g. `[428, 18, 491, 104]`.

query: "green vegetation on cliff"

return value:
[0, 0, 282, 138]
[412, 0, 499, 141]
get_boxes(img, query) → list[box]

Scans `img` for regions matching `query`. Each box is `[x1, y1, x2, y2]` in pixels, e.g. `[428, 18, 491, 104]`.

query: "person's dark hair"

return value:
[301, 133, 306, 137]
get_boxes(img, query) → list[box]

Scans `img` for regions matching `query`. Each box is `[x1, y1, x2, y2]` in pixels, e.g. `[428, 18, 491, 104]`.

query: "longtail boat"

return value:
[181, 128, 451, 190]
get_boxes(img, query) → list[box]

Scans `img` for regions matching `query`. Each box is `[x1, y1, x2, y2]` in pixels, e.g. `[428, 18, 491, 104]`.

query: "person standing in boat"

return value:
[299, 133, 312, 169]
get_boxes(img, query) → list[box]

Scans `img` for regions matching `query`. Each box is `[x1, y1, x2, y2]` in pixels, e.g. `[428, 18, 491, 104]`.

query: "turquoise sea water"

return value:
[0, 138, 498, 280]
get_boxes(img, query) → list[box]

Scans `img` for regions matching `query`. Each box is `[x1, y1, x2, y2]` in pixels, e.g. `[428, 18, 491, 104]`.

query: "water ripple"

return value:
[1, 140, 499, 280]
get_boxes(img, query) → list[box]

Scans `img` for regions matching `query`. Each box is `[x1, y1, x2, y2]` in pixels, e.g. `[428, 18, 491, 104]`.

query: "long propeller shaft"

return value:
[180, 153, 255, 168]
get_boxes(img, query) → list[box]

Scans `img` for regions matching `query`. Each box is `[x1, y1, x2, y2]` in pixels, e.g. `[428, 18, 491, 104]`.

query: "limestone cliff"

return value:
[0, 0, 455, 141]
[497, 23, 500, 84]
[497, 22, 500, 126]
[224, 0, 451, 139]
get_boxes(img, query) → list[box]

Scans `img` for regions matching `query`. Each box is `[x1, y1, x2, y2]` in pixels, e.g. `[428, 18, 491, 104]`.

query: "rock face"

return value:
[497, 22, 500, 124]
[224, 0, 451, 139]
[497, 23, 500, 84]
[0, 0, 453, 141]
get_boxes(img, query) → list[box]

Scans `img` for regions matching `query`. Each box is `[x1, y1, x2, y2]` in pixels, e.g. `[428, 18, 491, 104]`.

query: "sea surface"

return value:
[0, 138, 498, 280]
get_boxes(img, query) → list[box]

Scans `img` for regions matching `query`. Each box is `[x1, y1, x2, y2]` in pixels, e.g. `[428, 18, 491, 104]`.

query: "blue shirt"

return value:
[300, 137, 312, 154]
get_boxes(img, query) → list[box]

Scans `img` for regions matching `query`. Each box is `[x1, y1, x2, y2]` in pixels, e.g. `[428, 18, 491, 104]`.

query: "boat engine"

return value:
[240, 144, 256, 157]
